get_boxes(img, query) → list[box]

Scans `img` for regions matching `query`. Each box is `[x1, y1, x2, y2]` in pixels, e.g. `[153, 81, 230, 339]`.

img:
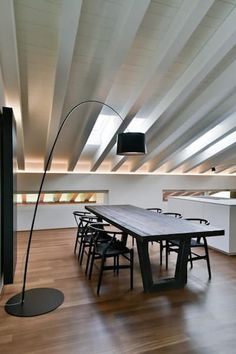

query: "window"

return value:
[163, 190, 235, 201]
[15, 191, 107, 205]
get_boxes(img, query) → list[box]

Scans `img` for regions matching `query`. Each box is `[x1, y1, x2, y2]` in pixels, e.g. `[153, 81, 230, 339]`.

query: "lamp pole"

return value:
[5, 100, 146, 317]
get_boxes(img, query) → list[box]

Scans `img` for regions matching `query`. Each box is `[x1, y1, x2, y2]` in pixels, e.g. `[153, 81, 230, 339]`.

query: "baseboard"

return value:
[17, 226, 76, 233]
[208, 245, 235, 256]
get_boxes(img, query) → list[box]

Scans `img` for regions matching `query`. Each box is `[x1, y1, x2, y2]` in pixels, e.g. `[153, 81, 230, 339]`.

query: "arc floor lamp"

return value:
[5, 100, 146, 317]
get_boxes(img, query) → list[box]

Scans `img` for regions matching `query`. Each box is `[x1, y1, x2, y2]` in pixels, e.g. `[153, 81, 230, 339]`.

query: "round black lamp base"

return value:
[5, 288, 64, 317]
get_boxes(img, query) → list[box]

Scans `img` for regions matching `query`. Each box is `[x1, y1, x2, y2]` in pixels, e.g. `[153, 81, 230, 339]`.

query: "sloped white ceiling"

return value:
[0, 0, 236, 175]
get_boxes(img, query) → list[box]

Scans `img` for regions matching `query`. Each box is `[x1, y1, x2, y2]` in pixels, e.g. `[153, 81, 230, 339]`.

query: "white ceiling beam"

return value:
[152, 91, 236, 173]
[67, 0, 151, 171]
[181, 131, 236, 173]
[120, 6, 236, 172]
[216, 165, 236, 174]
[228, 167, 236, 174]
[93, 0, 214, 171]
[198, 145, 236, 173]
[161, 109, 236, 173]
[0, 0, 25, 169]
[134, 57, 236, 173]
[152, 112, 236, 173]
[44, 0, 83, 170]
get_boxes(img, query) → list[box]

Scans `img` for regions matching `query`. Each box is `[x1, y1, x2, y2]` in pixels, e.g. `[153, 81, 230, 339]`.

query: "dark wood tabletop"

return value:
[85, 204, 224, 242]
[85, 204, 224, 292]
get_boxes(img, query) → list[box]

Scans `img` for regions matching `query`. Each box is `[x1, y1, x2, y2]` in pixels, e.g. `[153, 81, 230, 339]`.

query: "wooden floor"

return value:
[1, 229, 236, 354]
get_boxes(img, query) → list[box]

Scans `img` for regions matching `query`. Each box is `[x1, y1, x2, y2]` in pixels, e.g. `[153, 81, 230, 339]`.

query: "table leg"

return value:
[121, 232, 128, 246]
[136, 238, 191, 292]
[174, 238, 191, 285]
[136, 240, 153, 292]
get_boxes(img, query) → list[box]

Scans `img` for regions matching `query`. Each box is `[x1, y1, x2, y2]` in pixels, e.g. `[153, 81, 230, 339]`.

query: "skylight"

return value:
[125, 118, 146, 133]
[86, 114, 117, 145]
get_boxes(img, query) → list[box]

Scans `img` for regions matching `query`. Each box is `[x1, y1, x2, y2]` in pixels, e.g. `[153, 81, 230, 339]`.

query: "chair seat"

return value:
[165, 218, 211, 279]
[170, 238, 203, 247]
[87, 223, 134, 295]
[96, 241, 131, 257]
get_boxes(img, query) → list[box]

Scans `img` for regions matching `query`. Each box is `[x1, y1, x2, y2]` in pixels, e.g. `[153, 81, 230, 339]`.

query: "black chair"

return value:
[167, 218, 212, 279]
[146, 208, 162, 213]
[73, 211, 91, 254]
[77, 215, 100, 265]
[87, 223, 134, 295]
[146, 207, 163, 256]
[162, 212, 182, 218]
[161, 212, 182, 268]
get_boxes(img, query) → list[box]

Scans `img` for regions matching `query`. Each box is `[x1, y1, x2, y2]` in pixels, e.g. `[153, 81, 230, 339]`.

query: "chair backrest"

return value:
[185, 218, 210, 225]
[146, 208, 162, 213]
[77, 215, 100, 234]
[73, 211, 91, 226]
[163, 212, 182, 218]
[185, 218, 210, 241]
[88, 223, 123, 246]
[79, 215, 100, 226]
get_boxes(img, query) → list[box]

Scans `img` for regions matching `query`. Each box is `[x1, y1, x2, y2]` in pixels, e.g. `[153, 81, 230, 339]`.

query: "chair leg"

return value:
[97, 257, 106, 295]
[74, 231, 79, 254]
[116, 255, 119, 275]
[130, 249, 134, 290]
[189, 251, 193, 269]
[203, 238, 211, 279]
[85, 242, 93, 275]
[113, 256, 116, 275]
[160, 240, 163, 265]
[80, 242, 86, 265]
[88, 251, 95, 280]
[165, 241, 169, 270]
[77, 236, 84, 261]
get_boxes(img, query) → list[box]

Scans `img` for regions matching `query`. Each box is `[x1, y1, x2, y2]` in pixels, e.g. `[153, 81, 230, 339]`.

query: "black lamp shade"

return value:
[116, 132, 146, 155]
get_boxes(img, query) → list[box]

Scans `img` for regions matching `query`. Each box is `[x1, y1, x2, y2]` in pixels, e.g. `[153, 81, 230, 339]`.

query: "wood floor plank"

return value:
[0, 228, 236, 354]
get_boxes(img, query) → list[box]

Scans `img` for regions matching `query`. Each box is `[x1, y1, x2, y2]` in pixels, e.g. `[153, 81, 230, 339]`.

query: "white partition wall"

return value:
[17, 173, 236, 232]
[168, 196, 236, 255]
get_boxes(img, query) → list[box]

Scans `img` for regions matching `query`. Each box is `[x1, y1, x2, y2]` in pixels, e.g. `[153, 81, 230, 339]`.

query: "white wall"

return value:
[0, 66, 5, 107]
[168, 197, 231, 253]
[18, 203, 93, 230]
[17, 172, 236, 231]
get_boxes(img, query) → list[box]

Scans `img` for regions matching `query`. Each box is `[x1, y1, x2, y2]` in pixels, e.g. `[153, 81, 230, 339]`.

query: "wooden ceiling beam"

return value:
[70, 193, 78, 202]
[54, 193, 62, 203]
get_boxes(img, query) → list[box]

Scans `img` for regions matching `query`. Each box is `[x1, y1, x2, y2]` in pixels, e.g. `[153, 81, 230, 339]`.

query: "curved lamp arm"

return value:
[20, 100, 128, 303]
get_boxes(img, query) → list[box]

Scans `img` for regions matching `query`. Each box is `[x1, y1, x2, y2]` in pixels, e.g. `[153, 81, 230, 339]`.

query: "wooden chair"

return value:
[87, 223, 134, 295]
[166, 218, 212, 279]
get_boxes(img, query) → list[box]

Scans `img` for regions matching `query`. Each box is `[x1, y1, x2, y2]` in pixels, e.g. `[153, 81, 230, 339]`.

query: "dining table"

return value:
[85, 204, 224, 292]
